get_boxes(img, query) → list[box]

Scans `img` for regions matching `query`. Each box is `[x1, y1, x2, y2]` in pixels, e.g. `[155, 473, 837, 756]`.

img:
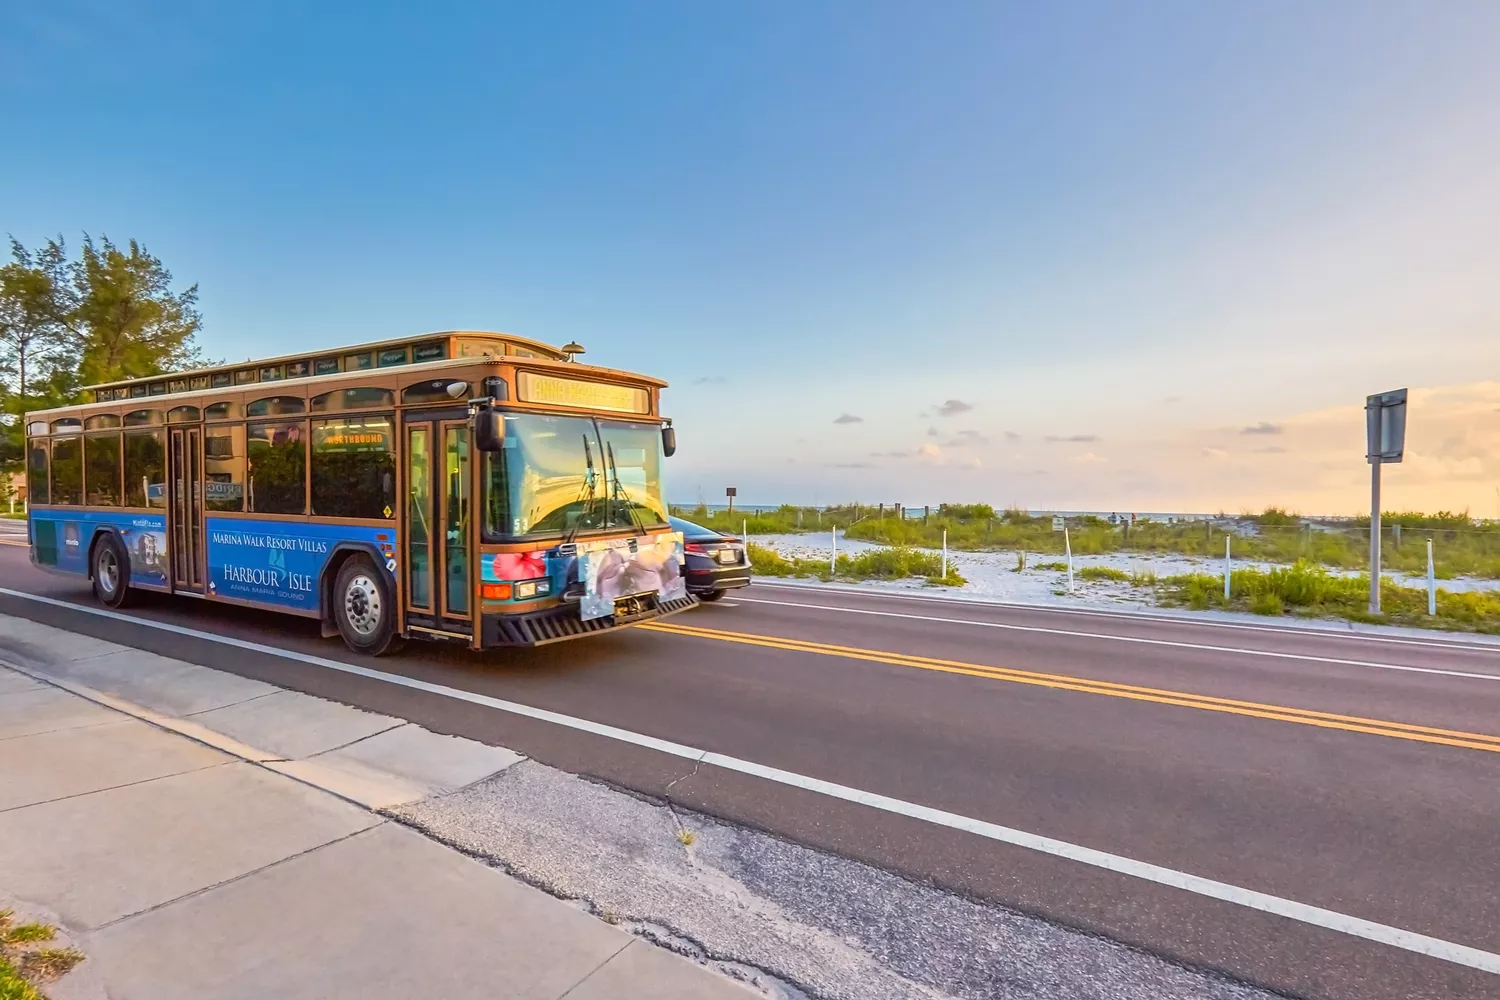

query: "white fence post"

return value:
[830, 527, 837, 576]
[1224, 535, 1232, 600]
[941, 529, 948, 580]
[1427, 539, 1436, 616]
[1065, 527, 1074, 592]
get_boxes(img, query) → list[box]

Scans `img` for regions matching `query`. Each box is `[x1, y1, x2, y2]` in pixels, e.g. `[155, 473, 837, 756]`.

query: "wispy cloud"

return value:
[869, 450, 909, 458]
[1045, 434, 1101, 443]
[926, 426, 940, 437]
[1201, 447, 1228, 459]
[692, 375, 727, 385]
[825, 461, 876, 468]
[936, 399, 974, 417]
[1068, 451, 1107, 465]
[942, 430, 990, 447]
[1253, 445, 1286, 454]
[833, 413, 863, 424]
[917, 442, 943, 462]
[1004, 431, 1021, 441]
[1241, 422, 1282, 435]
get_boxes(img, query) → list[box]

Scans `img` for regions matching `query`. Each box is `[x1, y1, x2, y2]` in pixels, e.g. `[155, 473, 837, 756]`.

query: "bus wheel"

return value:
[92, 535, 134, 609]
[333, 557, 397, 656]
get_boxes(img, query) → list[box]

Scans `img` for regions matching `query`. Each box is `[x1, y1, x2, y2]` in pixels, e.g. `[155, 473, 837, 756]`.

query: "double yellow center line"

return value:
[641, 619, 1500, 755]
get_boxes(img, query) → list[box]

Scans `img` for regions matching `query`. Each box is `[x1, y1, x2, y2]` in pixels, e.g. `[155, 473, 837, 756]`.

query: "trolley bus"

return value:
[22, 330, 695, 654]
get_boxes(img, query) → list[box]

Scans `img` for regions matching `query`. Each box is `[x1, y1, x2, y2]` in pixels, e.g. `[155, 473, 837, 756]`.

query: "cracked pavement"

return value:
[393, 759, 1281, 1000]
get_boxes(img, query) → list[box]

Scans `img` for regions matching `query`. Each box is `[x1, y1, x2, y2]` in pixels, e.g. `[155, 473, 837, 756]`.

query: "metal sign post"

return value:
[1365, 389, 1408, 614]
[725, 486, 737, 517]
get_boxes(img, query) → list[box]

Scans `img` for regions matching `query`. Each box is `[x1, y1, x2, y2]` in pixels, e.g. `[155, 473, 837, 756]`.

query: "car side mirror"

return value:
[475, 409, 504, 452]
[661, 425, 677, 458]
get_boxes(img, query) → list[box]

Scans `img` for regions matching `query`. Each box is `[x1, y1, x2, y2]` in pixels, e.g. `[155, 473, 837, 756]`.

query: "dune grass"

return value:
[746, 541, 964, 586]
[1151, 559, 1500, 633]
[697, 503, 1500, 580]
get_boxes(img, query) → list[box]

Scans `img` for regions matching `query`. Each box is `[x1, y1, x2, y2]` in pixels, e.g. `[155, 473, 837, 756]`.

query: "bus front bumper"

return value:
[481, 593, 699, 647]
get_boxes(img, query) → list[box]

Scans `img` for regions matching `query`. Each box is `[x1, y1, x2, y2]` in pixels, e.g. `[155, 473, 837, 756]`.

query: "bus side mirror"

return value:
[661, 426, 677, 458]
[475, 410, 504, 452]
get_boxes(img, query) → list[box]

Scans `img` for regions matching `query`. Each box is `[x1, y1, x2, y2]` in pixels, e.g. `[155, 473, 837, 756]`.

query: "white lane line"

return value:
[731, 596, 1500, 683]
[2, 587, 1499, 975]
[751, 581, 1500, 654]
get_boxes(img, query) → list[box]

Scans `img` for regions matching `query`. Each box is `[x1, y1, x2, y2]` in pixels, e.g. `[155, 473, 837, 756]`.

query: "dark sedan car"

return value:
[670, 516, 752, 601]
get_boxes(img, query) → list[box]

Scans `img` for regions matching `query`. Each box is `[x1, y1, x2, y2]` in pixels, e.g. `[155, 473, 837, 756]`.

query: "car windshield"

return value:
[484, 413, 668, 538]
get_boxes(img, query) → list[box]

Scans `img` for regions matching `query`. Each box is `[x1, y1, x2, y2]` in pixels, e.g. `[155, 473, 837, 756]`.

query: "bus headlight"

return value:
[513, 578, 551, 599]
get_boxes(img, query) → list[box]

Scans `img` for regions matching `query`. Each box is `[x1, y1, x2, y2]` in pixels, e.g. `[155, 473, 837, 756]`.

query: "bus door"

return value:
[167, 424, 204, 592]
[402, 409, 473, 637]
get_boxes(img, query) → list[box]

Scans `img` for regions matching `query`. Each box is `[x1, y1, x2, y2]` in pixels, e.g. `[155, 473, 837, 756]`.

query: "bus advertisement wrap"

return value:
[206, 519, 394, 611]
[28, 509, 168, 589]
[577, 532, 686, 621]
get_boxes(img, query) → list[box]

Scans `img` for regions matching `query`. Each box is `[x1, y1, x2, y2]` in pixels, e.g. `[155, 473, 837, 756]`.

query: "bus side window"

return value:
[85, 433, 122, 507]
[204, 425, 246, 512]
[49, 436, 82, 505]
[247, 420, 307, 514]
[310, 415, 395, 519]
[27, 438, 50, 506]
[124, 430, 165, 508]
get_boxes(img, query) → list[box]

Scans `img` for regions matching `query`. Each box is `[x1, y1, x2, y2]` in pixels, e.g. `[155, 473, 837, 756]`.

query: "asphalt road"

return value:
[2, 529, 1498, 1000]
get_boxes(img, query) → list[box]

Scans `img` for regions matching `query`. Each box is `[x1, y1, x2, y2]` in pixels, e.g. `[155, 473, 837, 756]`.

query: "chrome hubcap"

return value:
[343, 575, 382, 636]
[98, 549, 118, 595]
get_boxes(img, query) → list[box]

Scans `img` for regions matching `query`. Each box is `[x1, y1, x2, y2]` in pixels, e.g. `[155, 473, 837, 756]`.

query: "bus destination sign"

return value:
[517, 372, 649, 414]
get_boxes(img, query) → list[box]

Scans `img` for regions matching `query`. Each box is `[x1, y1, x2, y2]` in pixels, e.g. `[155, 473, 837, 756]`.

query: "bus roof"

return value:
[77, 330, 662, 404]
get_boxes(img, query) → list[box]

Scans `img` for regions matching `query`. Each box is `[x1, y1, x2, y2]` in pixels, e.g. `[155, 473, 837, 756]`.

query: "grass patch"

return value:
[675, 829, 696, 847]
[745, 541, 964, 586]
[0, 954, 46, 1000]
[17, 950, 83, 983]
[1154, 560, 1500, 632]
[671, 503, 880, 535]
[0, 927, 51, 947]
[1077, 566, 1129, 582]
[0, 909, 80, 998]
[1034, 560, 1069, 571]
[831, 505, 1500, 579]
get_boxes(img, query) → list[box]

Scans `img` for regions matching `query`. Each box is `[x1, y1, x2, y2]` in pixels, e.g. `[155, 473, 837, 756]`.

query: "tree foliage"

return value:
[72, 235, 205, 386]
[0, 233, 208, 474]
[0, 237, 73, 400]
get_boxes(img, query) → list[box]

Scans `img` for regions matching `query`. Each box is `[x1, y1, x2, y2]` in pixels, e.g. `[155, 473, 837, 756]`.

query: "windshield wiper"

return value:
[606, 441, 647, 536]
[563, 434, 601, 544]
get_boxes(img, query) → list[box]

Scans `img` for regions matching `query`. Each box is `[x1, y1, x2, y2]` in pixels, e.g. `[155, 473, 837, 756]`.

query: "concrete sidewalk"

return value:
[0, 614, 755, 1000]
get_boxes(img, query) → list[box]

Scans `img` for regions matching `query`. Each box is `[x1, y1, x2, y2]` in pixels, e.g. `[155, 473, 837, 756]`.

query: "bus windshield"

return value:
[484, 413, 668, 538]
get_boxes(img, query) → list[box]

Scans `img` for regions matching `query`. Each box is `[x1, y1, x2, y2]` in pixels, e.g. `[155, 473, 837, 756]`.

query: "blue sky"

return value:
[5, 2, 1499, 512]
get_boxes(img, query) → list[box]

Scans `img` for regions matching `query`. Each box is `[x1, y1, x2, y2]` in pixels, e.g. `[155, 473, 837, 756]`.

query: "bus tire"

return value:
[91, 534, 134, 609]
[333, 556, 398, 656]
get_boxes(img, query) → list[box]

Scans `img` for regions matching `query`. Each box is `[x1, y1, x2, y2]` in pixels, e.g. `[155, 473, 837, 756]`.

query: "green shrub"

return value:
[1255, 507, 1299, 527]
[1248, 591, 1285, 615]
[1154, 559, 1500, 632]
[936, 503, 996, 520]
[1034, 561, 1069, 571]
[1078, 566, 1129, 582]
